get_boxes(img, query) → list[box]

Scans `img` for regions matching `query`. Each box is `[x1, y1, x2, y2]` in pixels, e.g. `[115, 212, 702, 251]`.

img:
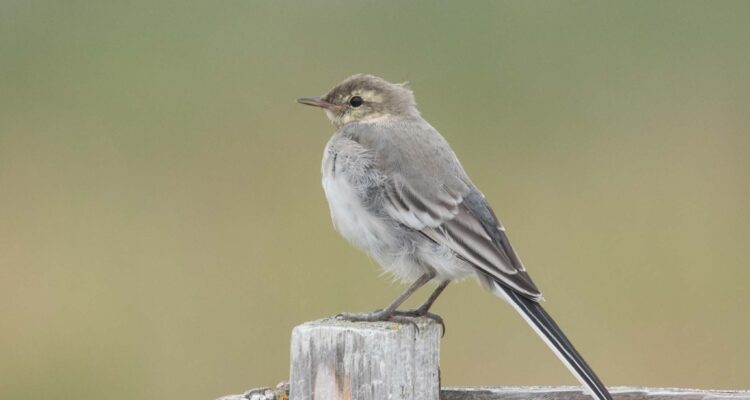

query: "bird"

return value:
[296, 74, 612, 400]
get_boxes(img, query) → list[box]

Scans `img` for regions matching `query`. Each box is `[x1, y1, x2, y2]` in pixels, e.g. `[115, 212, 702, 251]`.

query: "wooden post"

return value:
[289, 317, 441, 400]
[216, 318, 750, 400]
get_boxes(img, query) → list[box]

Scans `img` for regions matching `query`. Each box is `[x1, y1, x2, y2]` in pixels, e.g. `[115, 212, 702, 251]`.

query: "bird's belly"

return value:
[322, 173, 390, 256]
[320, 139, 474, 283]
[321, 171, 426, 282]
[322, 172, 472, 283]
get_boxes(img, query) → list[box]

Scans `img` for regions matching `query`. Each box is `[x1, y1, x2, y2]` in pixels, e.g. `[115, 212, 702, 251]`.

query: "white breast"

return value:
[321, 137, 421, 281]
[322, 169, 429, 284]
[322, 168, 389, 256]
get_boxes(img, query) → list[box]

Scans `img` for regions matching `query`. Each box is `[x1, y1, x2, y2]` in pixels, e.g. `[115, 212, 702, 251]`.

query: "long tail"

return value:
[490, 281, 613, 400]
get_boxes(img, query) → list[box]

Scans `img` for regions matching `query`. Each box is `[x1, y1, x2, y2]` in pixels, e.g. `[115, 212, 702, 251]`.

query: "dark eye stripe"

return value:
[349, 96, 364, 107]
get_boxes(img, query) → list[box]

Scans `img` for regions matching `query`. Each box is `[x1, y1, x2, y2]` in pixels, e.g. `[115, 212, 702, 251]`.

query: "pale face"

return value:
[297, 74, 418, 128]
[322, 87, 388, 126]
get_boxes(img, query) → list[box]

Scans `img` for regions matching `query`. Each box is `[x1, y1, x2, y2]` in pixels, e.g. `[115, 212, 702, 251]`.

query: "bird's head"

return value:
[297, 74, 418, 127]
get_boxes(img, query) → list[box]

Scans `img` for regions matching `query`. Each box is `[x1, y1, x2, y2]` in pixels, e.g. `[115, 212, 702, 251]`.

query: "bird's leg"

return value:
[337, 272, 433, 322]
[394, 280, 449, 316]
[392, 280, 449, 333]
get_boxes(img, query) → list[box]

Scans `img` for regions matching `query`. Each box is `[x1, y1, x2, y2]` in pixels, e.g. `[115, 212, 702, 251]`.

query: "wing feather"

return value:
[341, 120, 541, 299]
[385, 180, 541, 299]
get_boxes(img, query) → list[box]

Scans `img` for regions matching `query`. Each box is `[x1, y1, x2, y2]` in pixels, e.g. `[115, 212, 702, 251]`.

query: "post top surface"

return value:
[292, 316, 440, 335]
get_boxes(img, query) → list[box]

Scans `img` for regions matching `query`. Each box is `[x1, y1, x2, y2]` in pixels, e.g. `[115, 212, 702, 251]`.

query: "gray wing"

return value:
[388, 179, 541, 299]
[346, 121, 541, 300]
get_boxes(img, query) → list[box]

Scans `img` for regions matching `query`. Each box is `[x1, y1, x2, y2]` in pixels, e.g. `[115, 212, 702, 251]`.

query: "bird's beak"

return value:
[296, 96, 334, 109]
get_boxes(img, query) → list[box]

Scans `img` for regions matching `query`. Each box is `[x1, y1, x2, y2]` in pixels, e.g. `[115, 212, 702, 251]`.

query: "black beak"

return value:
[296, 96, 334, 109]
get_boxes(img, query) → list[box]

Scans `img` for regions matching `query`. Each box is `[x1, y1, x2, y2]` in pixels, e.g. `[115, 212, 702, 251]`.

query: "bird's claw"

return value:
[335, 309, 445, 336]
[392, 309, 446, 337]
[335, 310, 420, 332]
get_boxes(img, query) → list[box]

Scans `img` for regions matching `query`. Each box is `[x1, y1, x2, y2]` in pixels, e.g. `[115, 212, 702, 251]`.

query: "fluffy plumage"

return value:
[301, 74, 611, 400]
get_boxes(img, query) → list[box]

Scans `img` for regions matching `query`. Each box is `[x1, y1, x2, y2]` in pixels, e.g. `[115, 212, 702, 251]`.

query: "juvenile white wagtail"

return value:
[297, 74, 612, 400]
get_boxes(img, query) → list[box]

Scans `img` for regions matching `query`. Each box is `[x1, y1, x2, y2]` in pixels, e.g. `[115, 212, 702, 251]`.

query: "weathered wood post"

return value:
[289, 317, 441, 400]
[217, 318, 750, 400]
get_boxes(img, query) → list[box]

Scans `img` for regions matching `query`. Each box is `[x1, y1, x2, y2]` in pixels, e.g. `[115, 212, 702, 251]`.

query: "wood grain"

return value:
[289, 317, 441, 400]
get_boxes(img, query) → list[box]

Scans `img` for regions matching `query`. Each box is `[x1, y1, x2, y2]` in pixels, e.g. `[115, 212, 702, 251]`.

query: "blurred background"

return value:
[2, 1, 749, 399]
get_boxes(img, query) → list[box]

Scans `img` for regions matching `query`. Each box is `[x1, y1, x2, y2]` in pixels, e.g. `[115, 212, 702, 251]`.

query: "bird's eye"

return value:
[349, 96, 364, 107]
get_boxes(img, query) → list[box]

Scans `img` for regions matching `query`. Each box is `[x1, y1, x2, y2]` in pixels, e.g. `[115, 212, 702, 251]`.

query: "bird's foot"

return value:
[335, 310, 420, 331]
[392, 309, 445, 336]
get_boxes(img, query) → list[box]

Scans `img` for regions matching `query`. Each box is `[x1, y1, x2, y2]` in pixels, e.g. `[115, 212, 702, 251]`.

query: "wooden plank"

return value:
[288, 317, 442, 400]
[440, 387, 750, 400]
[219, 385, 750, 400]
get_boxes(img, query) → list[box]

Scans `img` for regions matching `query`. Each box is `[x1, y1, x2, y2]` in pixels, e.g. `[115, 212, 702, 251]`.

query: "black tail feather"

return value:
[493, 282, 612, 400]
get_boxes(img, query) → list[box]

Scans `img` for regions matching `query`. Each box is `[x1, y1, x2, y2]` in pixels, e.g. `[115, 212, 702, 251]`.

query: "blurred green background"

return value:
[2, 1, 749, 399]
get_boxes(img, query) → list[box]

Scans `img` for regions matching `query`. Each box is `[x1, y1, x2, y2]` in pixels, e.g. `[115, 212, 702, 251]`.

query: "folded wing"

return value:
[384, 175, 541, 300]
